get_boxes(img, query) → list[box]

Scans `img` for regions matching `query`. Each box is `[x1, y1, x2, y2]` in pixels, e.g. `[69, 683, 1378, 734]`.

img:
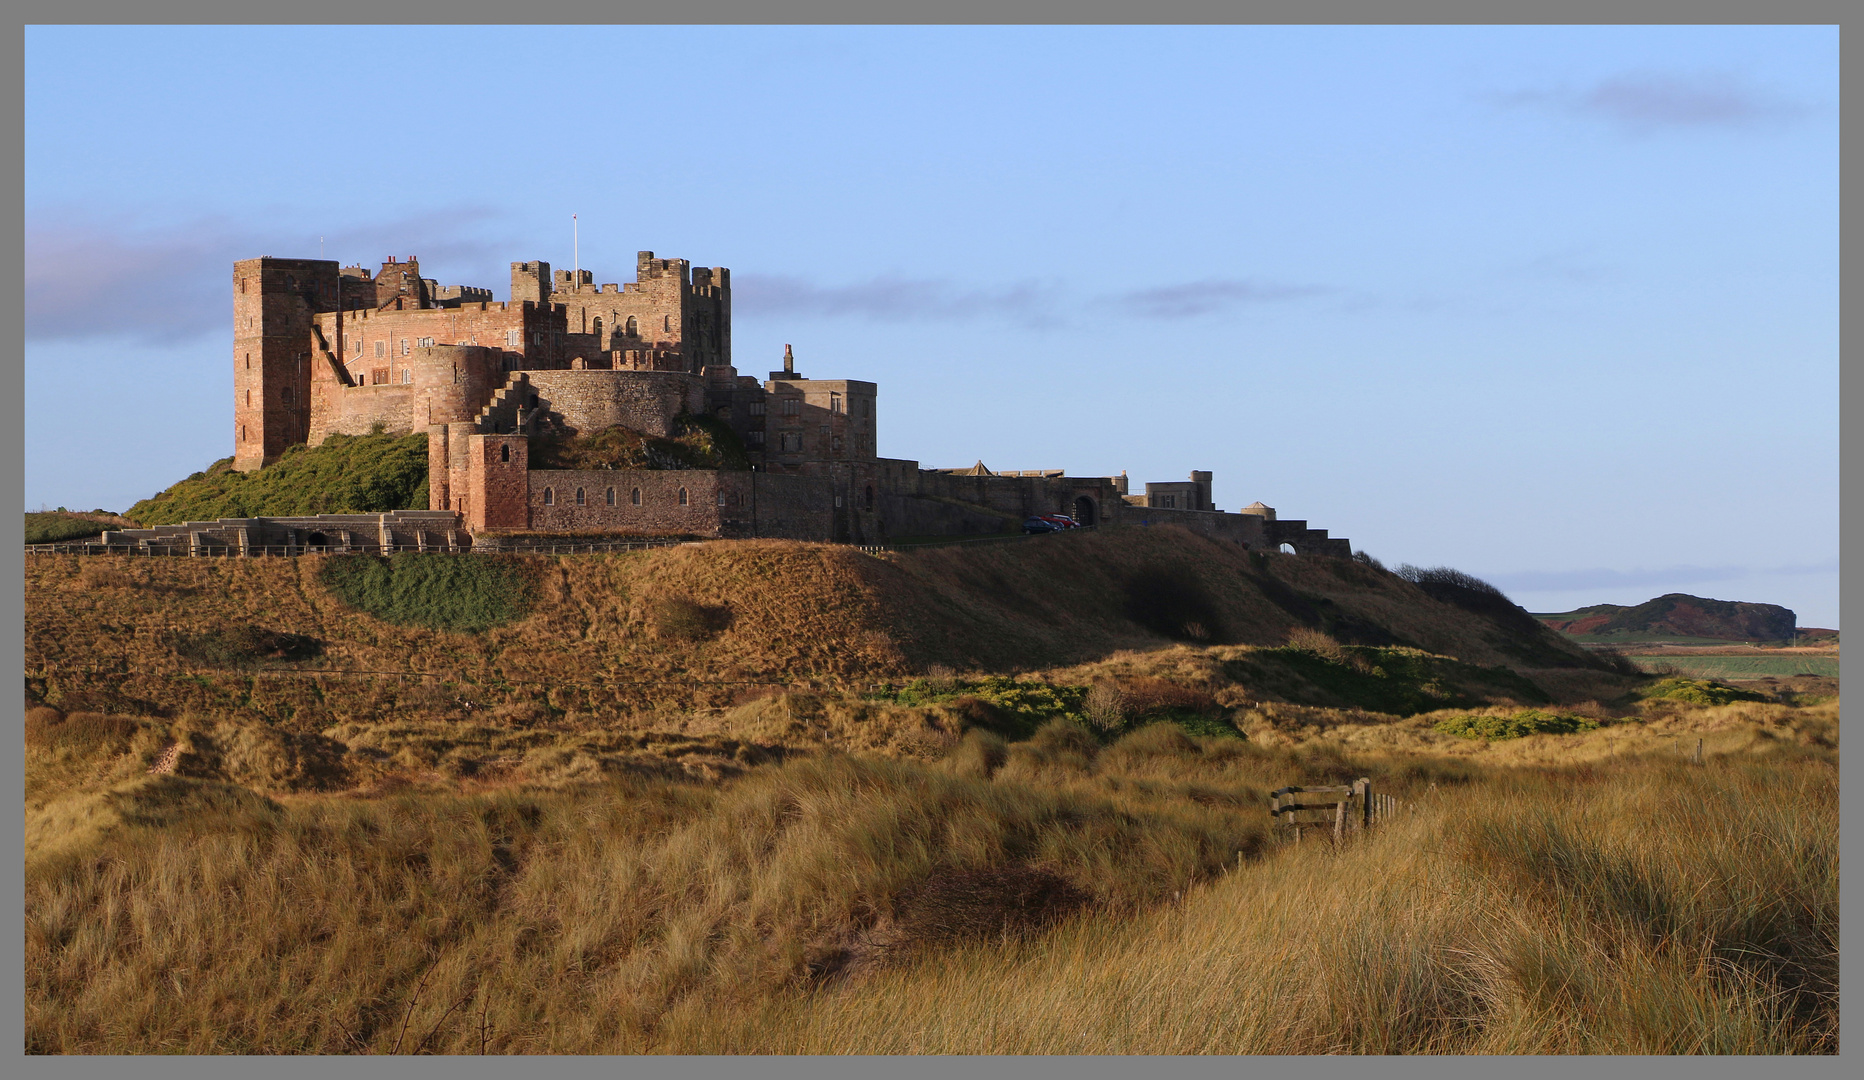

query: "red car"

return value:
[1037, 514, 1081, 530]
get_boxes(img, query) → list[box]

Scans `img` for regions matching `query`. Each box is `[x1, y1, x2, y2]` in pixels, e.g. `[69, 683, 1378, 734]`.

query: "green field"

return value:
[1631, 655, 1839, 679]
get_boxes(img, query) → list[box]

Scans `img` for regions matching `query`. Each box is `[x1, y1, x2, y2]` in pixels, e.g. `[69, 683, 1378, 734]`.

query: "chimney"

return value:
[783, 344, 794, 374]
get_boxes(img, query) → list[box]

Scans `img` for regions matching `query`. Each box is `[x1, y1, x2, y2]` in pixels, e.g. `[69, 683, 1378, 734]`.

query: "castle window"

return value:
[401, 339, 410, 356]
[663, 315, 671, 332]
[245, 389, 251, 406]
[372, 368, 389, 385]
[749, 401, 766, 416]
[544, 488, 555, 505]
[832, 436, 843, 453]
[501, 445, 510, 462]
[507, 329, 520, 348]
[678, 488, 688, 507]
[575, 488, 586, 506]
[417, 337, 434, 347]
[592, 317, 602, 339]
[717, 490, 728, 507]
[781, 398, 799, 416]
[749, 430, 765, 446]
[625, 316, 637, 336]
[402, 369, 412, 383]
[865, 486, 874, 510]
[631, 488, 641, 506]
[240, 424, 247, 442]
[830, 394, 842, 414]
[605, 487, 615, 506]
[375, 341, 386, 358]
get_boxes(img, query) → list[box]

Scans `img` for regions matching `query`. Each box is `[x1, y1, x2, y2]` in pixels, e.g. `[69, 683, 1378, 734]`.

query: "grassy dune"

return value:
[23, 703, 1836, 1054]
[23, 529, 1834, 1055]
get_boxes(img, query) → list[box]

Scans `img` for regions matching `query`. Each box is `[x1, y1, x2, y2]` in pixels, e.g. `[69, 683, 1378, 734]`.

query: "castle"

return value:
[212, 248, 1350, 554]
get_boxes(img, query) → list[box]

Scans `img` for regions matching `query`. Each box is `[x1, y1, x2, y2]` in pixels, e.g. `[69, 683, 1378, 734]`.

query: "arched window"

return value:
[592, 316, 602, 340]
[544, 488, 555, 505]
[575, 487, 586, 506]
[625, 316, 637, 337]
[500, 444, 510, 463]
[678, 487, 688, 506]
[631, 488, 641, 506]
[605, 487, 615, 506]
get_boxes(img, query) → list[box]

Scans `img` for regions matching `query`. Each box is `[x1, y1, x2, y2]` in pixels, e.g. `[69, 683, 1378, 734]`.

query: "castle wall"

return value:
[524, 370, 704, 439]
[312, 300, 566, 380]
[463, 434, 530, 530]
[308, 344, 505, 443]
[234, 257, 340, 470]
[526, 469, 736, 536]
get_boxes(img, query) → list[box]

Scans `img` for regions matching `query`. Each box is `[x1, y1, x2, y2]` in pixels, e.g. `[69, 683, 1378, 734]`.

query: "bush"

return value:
[165, 626, 323, 668]
[1639, 677, 1771, 707]
[319, 553, 537, 632]
[1433, 710, 1602, 740]
[872, 676, 1089, 741]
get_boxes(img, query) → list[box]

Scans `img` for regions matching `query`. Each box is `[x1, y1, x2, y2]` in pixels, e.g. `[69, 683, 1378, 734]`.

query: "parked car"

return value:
[1022, 517, 1062, 534]
[1038, 514, 1080, 530]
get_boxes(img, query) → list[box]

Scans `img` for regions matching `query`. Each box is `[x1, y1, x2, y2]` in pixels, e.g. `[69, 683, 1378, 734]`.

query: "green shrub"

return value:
[1433, 710, 1603, 740]
[319, 554, 536, 632]
[1639, 677, 1771, 707]
[128, 432, 430, 526]
[165, 626, 324, 669]
[872, 676, 1088, 740]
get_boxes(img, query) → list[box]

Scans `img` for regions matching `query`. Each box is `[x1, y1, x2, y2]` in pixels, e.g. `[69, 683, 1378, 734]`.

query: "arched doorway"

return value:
[1279, 542, 1297, 554]
[1073, 495, 1097, 526]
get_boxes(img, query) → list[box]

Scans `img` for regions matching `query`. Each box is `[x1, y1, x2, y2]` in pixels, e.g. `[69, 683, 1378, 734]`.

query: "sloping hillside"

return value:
[25, 527, 1621, 736]
[1536, 593, 1797, 642]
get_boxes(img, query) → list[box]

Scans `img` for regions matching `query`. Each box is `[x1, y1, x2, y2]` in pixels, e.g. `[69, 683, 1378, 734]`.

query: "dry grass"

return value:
[25, 532, 1628, 735]
[22, 685, 1837, 1054]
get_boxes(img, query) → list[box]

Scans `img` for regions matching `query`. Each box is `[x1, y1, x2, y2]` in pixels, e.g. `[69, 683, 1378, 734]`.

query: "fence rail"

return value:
[24, 538, 698, 557]
[1270, 778, 1401, 843]
[28, 526, 1096, 558]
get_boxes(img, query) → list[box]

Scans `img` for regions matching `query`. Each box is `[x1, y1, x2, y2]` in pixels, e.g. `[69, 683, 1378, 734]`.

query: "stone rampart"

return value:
[524, 370, 704, 439]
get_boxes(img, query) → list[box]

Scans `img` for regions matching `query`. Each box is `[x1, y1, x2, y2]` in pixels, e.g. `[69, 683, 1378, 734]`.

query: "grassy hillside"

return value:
[24, 529, 1633, 737]
[21, 526, 1837, 1054]
[125, 432, 430, 526]
[24, 511, 135, 544]
[1536, 593, 1797, 642]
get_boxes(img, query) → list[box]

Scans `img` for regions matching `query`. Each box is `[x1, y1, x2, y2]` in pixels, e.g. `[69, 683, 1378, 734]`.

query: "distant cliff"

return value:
[1536, 593, 1796, 642]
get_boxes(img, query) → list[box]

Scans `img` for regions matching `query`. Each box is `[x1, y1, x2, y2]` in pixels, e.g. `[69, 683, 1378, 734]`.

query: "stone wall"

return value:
[526, 469, 734, 535]
[311, 299, 566, 379]
[524, 370, 705, 439]
[309, 344, 506, 442]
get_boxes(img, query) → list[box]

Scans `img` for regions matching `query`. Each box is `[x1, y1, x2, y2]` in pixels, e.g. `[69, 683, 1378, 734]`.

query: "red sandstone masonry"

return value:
[464, 435, 530, 530]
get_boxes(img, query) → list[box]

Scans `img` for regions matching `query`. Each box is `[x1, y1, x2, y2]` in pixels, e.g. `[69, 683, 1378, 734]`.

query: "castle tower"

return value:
[510, 261, 551, 304]
[232, 257, 340, 471]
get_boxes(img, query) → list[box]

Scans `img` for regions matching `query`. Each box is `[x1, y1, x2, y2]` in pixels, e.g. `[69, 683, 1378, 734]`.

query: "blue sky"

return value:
[23, 25, 1840, 626]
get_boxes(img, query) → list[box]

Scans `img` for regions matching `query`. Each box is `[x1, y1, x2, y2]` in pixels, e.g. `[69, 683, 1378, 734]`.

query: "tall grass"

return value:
[23, 710, 1836, 1054]
[318, 553, 537, 633]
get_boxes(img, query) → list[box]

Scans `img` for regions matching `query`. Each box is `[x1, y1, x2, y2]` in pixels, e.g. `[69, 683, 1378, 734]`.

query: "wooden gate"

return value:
[1269, 777, 1380, 841]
